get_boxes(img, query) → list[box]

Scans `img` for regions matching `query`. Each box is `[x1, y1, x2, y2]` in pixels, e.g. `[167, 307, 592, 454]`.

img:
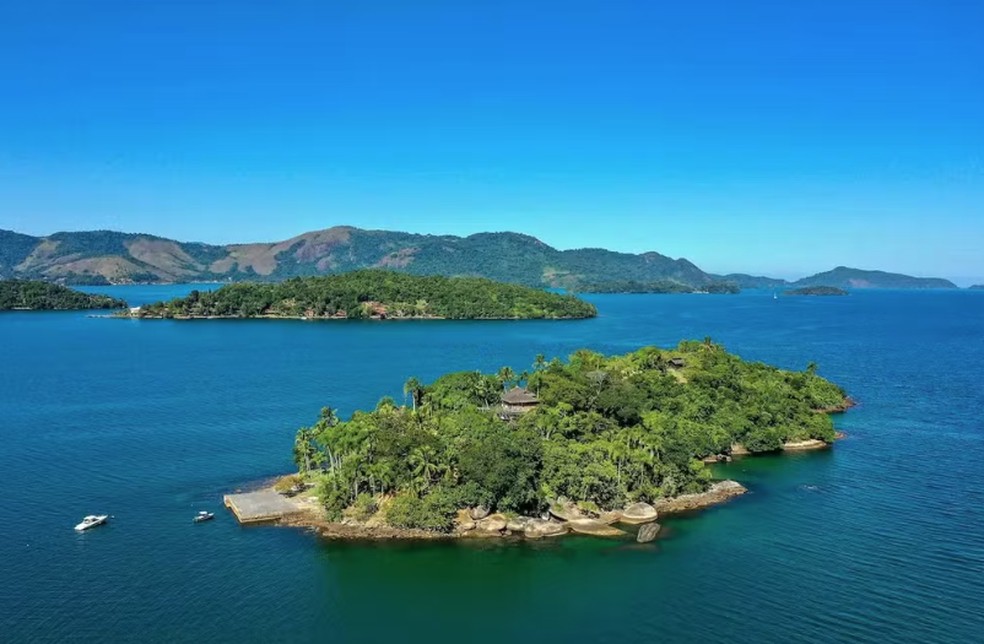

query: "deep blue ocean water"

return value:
[2, 287, 983, 643]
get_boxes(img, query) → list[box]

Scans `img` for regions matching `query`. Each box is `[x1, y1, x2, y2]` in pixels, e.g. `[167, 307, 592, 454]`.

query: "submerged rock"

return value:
[636, 522, 661, 543]
[620, 502, 658, 524]
[567, 518, 626, 537]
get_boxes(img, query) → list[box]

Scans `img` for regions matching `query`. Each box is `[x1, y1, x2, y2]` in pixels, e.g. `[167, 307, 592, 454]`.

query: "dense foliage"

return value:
[136, 270, 596, 319]
[579, 280, 740, 294]
[0, 280, 127, 310]
[785, 286, 849, 296]
[294, 342, 847, 531]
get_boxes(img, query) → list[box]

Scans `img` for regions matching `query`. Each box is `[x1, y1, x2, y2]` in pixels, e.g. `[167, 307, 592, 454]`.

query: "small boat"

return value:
[74, 515, 109, 531]
[193, 511, 214, 523]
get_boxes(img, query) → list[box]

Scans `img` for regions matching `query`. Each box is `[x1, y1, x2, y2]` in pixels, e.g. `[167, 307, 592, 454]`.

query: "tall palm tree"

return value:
[403, 376, 422, 411]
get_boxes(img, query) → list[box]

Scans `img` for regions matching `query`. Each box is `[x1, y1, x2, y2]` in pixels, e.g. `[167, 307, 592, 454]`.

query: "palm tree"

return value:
[533, 353, 547, 372]
[293, 427, 315, 473]
[403, 376, 423, 411]
[497, 366, 516, 391]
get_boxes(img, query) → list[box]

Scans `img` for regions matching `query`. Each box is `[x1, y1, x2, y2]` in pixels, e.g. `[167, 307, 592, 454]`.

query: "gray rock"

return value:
[548, 498, 583, 522]
[469, 505, 491, 521]
[620, 502, 658, 524]
[506, 517, 531, 532]
[524, 518, 569, 539]
[636, 522, 661, 543]
[478, 513, 508, 532]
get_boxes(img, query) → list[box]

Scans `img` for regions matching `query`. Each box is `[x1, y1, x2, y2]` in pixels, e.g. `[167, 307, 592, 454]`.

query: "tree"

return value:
[497, 366, 516, 390]
[403, 376, 423, 411]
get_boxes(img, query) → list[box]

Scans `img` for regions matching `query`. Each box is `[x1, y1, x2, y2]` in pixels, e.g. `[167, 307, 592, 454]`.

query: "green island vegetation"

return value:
[0, 279, 127, 311]
[130, 270, 597, 320]
[579, 280, 740, 294]
[291, 341, 848, 533]
[785, 286, 849, 296]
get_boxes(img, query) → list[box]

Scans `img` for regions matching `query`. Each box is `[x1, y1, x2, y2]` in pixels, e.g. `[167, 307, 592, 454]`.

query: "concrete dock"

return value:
[224, 489, 302, 524]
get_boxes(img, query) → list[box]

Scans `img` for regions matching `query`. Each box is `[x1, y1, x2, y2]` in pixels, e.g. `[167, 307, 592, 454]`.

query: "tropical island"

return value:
[126, 270, 597, 320]
[0, 279, 127, 311]
[249, 341, 851, 541]
[785, 286, 849, 296]
[578, 280, 740, 294]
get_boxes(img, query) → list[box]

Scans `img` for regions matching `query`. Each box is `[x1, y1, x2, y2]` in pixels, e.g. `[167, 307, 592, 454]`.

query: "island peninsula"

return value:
[234, 341, 852, 542]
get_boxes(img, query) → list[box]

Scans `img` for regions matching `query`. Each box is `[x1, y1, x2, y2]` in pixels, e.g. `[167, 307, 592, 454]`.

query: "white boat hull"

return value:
[74, 515, 108, 531]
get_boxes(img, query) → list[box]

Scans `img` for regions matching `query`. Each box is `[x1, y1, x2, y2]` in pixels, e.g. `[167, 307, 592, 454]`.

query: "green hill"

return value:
[131, 270, 597, 320]
[792, 266, 956, 289]
[0, 280, 127, 310]
[0, 226, 714, 289]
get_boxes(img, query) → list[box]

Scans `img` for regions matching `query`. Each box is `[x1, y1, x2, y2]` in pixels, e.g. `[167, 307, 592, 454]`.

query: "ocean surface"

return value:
[2, 287, 983, 643]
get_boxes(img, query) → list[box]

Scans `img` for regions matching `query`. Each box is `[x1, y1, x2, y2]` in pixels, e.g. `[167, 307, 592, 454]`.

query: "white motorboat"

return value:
[74, 515, 109, 531]
[193, 511, 214, 523]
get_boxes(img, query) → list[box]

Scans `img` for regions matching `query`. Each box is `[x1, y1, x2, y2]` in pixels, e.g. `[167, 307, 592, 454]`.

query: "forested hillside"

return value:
[132, 270, 597, 320]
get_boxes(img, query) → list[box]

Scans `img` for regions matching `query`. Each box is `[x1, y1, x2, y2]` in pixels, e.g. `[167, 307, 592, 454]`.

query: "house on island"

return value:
[668, 357, 686, 369]
[500, 386, 539, 419]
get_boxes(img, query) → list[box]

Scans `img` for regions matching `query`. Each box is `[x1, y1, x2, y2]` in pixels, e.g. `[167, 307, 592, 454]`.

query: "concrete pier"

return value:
[224, 489, 301, 524]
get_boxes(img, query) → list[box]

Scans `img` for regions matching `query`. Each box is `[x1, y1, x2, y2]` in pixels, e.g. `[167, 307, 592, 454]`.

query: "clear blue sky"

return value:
[1, 1, 982, 282]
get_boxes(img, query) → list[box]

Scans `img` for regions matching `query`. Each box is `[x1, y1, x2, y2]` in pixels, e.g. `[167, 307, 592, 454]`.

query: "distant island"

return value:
[0, 279, 127, 311]
[0, 226, 959, 291]
[785, 286, 849, 296]
[970, 285, 984, 291]
[790, 266, 956, 290]
[127, 270, 597, 320]
[578, 280, 740, 294]
[260, 341, 851, 540]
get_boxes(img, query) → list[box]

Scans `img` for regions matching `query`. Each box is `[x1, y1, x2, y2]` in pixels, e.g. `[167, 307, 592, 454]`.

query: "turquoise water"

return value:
[2, 287, 983, 642]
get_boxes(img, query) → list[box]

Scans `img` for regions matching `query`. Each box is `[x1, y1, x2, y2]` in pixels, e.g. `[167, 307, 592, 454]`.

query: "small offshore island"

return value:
[785, 286, 849, 297]
[125, 270, 596, 320]
[0, 279, 127, 311]
[231, 341, 853, 542]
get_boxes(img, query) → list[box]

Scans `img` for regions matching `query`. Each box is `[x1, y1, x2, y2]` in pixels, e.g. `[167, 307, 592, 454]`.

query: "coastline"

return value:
[240, 479, 749, 542]
[115, 312, 594, 322]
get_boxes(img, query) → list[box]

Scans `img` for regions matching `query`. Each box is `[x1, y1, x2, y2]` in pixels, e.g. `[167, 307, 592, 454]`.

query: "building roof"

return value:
[502, 386, 539, 405]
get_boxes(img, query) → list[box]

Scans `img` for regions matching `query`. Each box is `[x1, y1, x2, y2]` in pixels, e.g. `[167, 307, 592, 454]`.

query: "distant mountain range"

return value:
[0, 226, 961, 290]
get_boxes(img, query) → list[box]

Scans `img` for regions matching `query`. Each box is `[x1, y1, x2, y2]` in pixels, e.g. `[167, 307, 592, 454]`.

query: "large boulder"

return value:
[524, 518, 569, 539]
[636, 522, 661, 543]
[567, 518, 626, 538]
[620, 502, 658, 524]
[506, 516, 531, 532]
[477, 513, 508, 533]
[548, 498, 583, 522]
[469, 505, 491, 521]
[455, 509, 476, 532]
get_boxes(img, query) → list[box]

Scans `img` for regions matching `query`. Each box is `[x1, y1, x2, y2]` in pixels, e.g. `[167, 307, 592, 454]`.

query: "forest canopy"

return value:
[134, 270, 597, 320]
[293, 341, 848, 532]
[0, 280, 127, 311]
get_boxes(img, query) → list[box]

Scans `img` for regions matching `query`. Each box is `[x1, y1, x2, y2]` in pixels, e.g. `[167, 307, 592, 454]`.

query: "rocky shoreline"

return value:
[269, 480, 748, 543]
